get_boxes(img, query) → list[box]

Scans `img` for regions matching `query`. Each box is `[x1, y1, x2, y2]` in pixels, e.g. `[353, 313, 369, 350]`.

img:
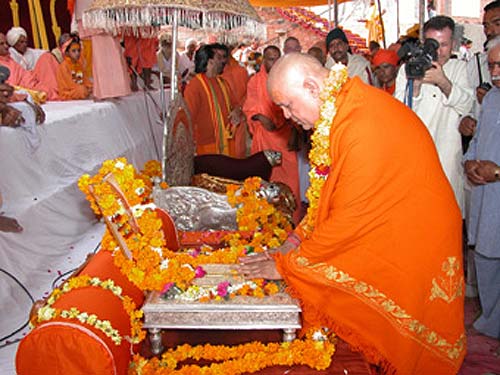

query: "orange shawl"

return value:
[276, 77, 465, 374]
[56, 57, 92, 100]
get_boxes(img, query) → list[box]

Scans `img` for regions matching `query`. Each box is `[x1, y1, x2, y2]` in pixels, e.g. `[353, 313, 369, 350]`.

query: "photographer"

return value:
[395, 16, 473, 215]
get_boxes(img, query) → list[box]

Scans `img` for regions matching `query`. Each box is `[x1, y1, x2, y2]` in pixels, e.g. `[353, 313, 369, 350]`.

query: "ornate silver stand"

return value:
[142, 290, 301, 355]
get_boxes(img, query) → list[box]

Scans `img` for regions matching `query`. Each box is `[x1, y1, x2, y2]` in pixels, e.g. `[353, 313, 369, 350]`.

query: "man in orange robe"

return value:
[0, 33, 47, 96]
[243, 45, 300, 223]
[220, 45, 250, 158]
[32, 33, 72, 101]
[240, 53, 465, 374]
[183, 44, 242, 156]
[124, 36, 157, 91]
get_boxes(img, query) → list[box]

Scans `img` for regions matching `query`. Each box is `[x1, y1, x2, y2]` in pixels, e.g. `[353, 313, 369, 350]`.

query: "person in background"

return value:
[219, 43, 249, 158]
[239, 52, 465, 374]
[243, 45, 300, 222]
[178, 38, 197, 86]
[459, 0, 500, 150]
[463, 36, 500, 340]
[32, 33, 71, 101]
[283, 36, 302, 55]
[371, 49, 399, 95]
[325, 28, 373, 84]
[183, 44, 242, 156]
[6, 27, 45, 71]
[0, 33, 48, 99]
[307, 46, 326, 66]
[156, 33, 180, 87]
[395, 16, 473, 215]
[124, 35, 157, 91]
[56, 35, 92, 100]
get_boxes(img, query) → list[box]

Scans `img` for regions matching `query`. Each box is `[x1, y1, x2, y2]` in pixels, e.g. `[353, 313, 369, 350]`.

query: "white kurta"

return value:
[325, 53, 372, 84]
[9, 47, 46, 71]
[395, 59, 474, 213]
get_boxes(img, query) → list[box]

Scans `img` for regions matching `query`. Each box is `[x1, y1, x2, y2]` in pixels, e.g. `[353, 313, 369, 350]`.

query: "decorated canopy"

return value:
[83, 0, 262, 35]
[249, 0, 351, 7]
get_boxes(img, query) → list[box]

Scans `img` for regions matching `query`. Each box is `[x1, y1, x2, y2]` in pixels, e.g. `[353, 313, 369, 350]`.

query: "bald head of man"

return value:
[267, 53, 329, 130]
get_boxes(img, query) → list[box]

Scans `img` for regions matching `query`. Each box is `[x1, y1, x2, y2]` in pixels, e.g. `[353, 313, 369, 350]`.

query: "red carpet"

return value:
[458, 297, 500, 375]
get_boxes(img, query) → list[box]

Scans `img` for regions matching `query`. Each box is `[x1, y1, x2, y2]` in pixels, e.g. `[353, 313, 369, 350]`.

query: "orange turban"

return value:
[372, 49, 399, 67]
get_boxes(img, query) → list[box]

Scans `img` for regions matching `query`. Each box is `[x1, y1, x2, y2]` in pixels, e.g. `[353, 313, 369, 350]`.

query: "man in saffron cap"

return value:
[239, 53, 465, 374]
[372, 49, 399, 95]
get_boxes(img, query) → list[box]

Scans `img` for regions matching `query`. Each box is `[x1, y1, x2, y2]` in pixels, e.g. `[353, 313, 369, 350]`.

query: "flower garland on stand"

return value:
[129, 329, 336, 375]
[32, 275, 146, 345]
[301, 64, 349, 237]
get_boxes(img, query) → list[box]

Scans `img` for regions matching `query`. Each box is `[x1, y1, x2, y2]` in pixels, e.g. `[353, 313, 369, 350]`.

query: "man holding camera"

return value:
[395, 16, 473, 214]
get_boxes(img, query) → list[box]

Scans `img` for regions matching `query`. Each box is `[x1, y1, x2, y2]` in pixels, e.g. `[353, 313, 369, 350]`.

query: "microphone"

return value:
[0, 65, 10, 84]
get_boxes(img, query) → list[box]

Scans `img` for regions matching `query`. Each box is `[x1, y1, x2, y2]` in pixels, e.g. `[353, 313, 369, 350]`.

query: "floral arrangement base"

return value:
[142, 285, 301, 355]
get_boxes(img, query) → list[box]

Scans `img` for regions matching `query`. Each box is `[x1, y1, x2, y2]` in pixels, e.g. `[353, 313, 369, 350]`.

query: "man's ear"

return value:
[303, 77, 320, 98]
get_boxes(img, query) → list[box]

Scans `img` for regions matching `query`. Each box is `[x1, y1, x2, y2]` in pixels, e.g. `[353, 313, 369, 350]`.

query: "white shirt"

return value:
[9, 47, 45, 71]
[178, 51, 195, 83]
[325, 53, 373, 85]
[395, 58, 474, 213]
[465, 52, 491, 119]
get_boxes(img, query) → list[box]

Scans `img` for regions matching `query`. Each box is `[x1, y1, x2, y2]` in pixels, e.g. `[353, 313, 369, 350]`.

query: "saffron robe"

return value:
[276, 77, 465, 375]
[123, 36, 157, 73]
[222, 57, 250, 158]
[56, 57, 92, 100]
[33, 52, 61, 101]
[243, 68, 300, 221]
[0, 55, 47, 94]
[183, 73, 239, 157]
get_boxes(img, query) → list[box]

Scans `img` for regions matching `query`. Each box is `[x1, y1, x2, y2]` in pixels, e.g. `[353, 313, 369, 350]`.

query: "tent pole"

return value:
[396, 0, 400, 40]
[376, 0, 386, 48]
[334, 0, 338, 27]
[162, 8, 179, 182]
[328, 0, 332, 27]
[419, 0, 425, 43]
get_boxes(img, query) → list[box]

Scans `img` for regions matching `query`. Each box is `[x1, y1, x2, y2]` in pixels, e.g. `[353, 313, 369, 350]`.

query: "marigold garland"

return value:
[129, 329, 335, 374]
[303, 64, 349, 236]
[32, 275, 145, 345]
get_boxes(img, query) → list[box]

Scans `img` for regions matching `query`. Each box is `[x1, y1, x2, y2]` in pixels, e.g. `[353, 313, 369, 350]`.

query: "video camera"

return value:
[397, 38, 439, 80]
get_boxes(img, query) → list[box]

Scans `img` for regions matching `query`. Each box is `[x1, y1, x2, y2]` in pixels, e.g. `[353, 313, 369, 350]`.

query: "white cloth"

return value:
[325, 53, 372, 84]
[178, 51, 195, 83]
[157, 50, 181, 79]
[8, 46, 46, 71]
[9, 100, 41, 152]
[0, 92, 163, 342]
[395, 59, 474, 213]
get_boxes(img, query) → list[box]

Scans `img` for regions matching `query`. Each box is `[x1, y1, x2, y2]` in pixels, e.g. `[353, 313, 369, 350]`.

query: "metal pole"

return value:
[396, 0, 400, 40]
[161, 8, 179, 182]
[376, 0, 386, 48]
[334, 0, 338, 27]
[419, 0, 425, 43]
[328, 0, 332, 28]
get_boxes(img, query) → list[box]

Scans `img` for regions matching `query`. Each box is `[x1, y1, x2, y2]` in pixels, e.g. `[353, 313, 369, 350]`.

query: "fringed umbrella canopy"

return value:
[83, 0, 263, 36]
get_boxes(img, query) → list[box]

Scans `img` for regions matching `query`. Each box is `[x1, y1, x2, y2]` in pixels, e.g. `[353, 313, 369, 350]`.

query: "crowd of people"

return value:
[1, 0, 499, 372]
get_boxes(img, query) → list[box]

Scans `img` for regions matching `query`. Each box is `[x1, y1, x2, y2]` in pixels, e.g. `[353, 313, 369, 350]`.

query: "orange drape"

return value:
[243, 68, 300, 222]
[277, 77, 465, 374]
